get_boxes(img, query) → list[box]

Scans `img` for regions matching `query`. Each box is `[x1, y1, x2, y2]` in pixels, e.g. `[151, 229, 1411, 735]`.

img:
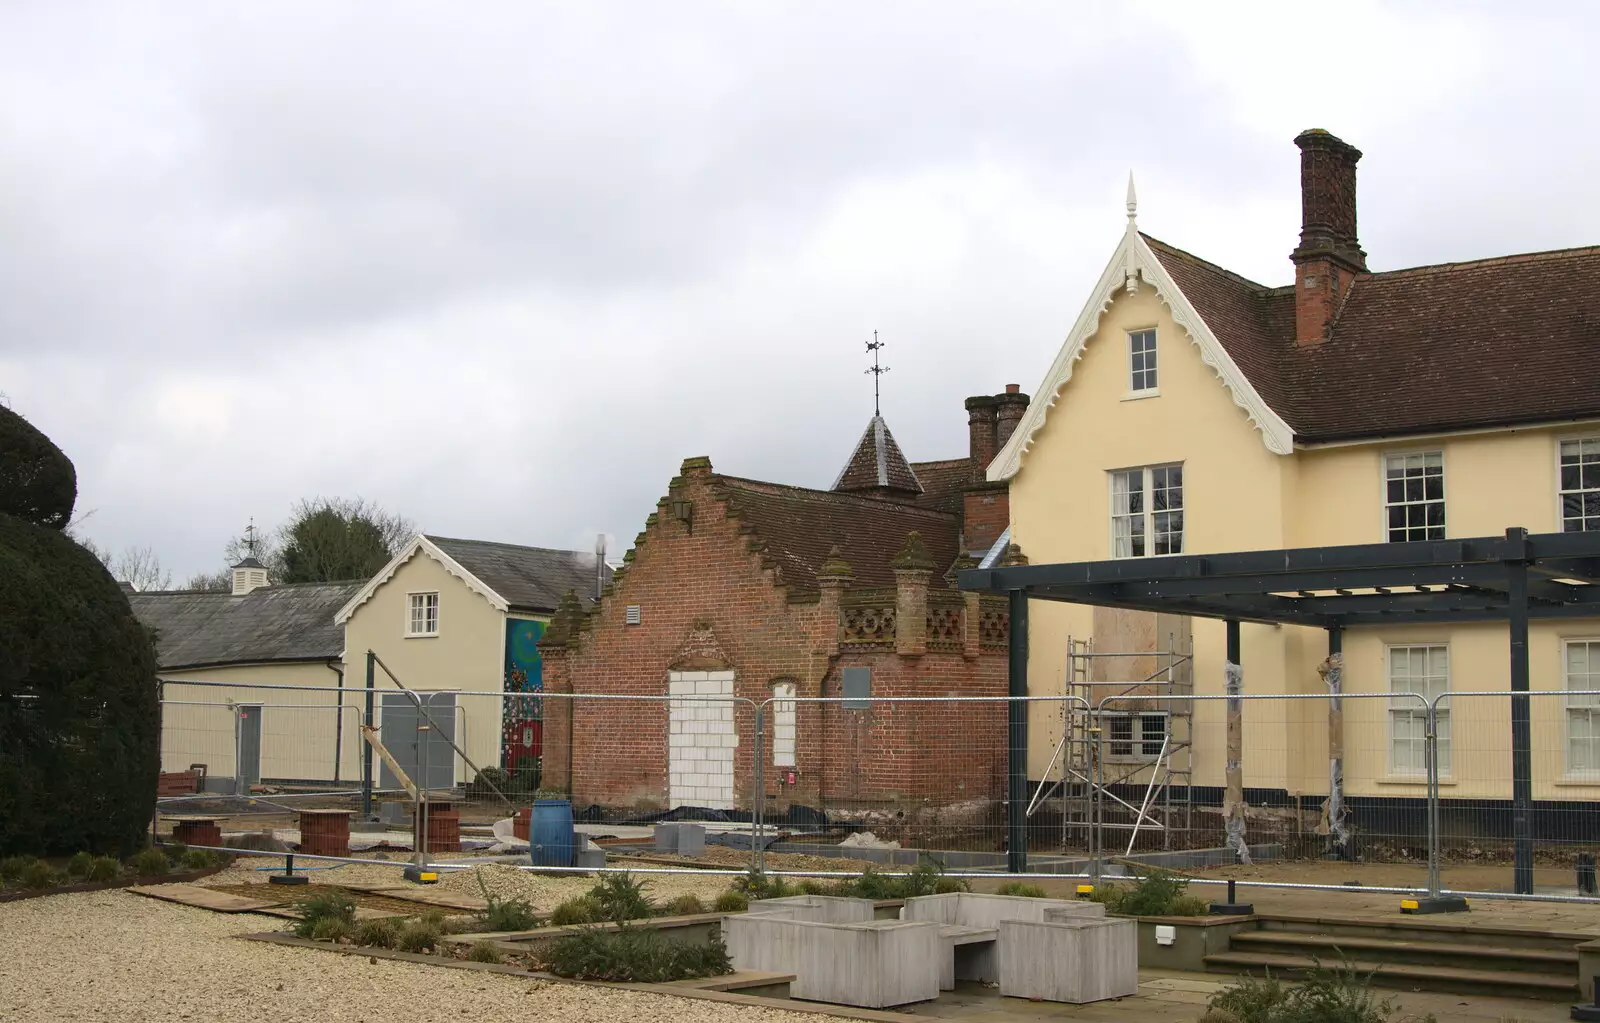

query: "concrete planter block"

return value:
[574, 847, 606, 868]
[653, 823, 681, 852]
[996, 917, 1139, 1004]
[724, 915, 940, 1008]
[744, 895, 877, 923]
[902, 892, 1101, 928]
[676, 822, 705, 857]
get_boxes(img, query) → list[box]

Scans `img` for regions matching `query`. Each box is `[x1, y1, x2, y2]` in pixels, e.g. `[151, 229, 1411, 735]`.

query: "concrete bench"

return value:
[743, 895, 877, 923]
[936, 924, 999, 990]
[724, 914, 941, 1008]
[901, 892, 1107, 990]
[996, 917, 1139, 1004]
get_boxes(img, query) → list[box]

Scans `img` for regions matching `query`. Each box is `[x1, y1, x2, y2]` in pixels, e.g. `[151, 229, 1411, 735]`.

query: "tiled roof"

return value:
[427, 536, 612, 613]
[832, 416, 923, 494]
[714, 476, 960, 594]
[1142, 235, 1600, 443]
[909, 458, 973, 514]
[130, 582, 361, 671]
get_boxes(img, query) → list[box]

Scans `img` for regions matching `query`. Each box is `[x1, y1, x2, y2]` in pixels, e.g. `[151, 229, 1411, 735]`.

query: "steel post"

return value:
[1007, 588, 1029, 873]
[1506, 528, 1534, 895]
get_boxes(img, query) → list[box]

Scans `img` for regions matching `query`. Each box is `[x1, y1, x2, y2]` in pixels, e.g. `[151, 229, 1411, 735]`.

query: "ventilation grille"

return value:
[625, 605, 642, 625]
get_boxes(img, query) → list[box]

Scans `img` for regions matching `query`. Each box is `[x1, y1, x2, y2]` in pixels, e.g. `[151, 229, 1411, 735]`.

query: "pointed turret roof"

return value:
[831, 415, 923, 496]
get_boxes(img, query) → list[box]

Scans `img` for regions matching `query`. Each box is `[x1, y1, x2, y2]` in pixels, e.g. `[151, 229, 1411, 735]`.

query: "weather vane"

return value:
[244, 518, 258, 559]
[865, 330, 889, 417]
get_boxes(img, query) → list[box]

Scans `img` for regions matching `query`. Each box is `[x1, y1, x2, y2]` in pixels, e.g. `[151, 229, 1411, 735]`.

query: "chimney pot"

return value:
[1005, 383, 1020, 394]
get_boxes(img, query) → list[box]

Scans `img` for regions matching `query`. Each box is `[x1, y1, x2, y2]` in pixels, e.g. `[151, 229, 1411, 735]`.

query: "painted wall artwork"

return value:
[502, 618, 546, 768]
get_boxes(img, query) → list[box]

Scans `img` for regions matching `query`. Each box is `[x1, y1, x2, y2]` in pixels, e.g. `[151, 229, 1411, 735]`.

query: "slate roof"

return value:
[130, 582, 361, 671]
[714, 476, 960, 594]
[832, 416, 923, 494]
[1143, 234, 1600, 443]
[426, 536, 611, 613]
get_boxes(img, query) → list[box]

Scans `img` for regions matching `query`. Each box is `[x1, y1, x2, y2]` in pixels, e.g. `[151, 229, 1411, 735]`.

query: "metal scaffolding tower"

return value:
[1026, 633, 1194, 854]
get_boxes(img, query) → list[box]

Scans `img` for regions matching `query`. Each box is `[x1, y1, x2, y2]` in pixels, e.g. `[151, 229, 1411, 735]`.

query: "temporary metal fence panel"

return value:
[450, 689, 765, 871]
[1430, 688, 1600, 900]
[745, 695, 1093, 877]
[1092, 691, 1433, 894]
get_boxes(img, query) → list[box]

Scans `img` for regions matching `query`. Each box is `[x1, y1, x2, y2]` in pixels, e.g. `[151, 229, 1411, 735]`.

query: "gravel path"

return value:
[0, 889, 821, 1023]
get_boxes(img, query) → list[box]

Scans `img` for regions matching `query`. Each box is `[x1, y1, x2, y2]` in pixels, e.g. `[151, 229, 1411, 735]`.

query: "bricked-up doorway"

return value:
[667, 669, 737, 808]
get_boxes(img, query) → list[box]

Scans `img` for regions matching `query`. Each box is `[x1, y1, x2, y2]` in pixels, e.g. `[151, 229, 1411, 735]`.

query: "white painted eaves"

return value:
[333, 534, 509, 625]
[987, 223, 1295, 482]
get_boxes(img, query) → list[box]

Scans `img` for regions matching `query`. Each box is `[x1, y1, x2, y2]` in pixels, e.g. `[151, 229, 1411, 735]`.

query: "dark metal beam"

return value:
[1007, 589, 1029, 874]
[1506, 529, 1534, 896]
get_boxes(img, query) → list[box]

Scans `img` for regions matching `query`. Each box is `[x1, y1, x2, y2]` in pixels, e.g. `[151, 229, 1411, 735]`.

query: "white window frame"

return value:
[1558, 436, 1600, 534]
[772, 682, 797, 768]
[1109, 464, 1184, 559]
[1565, 639, 1600, 777]
[1382, 450, 1447, 543]
[1103, 711, 1168, 762]
[1387, 644, 1449, 777]
[1127, 328, 1159, 396]
[407, 591, 440, 637]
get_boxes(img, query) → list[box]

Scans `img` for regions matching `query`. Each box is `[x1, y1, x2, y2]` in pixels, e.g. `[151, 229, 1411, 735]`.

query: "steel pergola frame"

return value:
[959, 527, 1600, 891]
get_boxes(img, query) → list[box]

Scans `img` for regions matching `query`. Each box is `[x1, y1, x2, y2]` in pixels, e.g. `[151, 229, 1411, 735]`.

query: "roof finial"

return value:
[864, 330, 889, 417]
[1125, 172, 1138, 227]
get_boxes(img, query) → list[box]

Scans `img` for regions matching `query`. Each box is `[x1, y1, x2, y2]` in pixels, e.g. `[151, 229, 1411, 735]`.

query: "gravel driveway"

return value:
[0, 889, 818, 1023]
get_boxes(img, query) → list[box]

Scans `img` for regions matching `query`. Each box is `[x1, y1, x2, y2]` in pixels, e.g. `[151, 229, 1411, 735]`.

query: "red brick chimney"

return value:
[964, 395, 998, 483]
[961, 385, 1028, 558]
[1290, 130, 1367, 346]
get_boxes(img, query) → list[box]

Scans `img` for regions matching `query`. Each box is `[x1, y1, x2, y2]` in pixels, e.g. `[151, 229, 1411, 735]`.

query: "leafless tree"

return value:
[79, 539, 173, 591]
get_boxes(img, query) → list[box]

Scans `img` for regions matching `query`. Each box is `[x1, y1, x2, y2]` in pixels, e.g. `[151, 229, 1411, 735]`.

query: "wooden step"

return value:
[1203, 951, 1578, 1001]
[1253, 913, 1592, 952]
[1230, 930, 1578, 975]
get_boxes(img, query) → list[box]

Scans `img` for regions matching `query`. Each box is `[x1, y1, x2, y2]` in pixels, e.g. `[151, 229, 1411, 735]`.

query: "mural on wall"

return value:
[502, 618, 546, 768]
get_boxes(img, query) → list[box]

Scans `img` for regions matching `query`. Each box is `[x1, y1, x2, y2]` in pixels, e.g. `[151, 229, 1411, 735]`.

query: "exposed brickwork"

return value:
[962, 482, 1010, 555]
[540, 457, 1009, 814]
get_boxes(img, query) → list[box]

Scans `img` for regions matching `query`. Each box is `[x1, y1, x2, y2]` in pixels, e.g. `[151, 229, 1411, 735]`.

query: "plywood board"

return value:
[368, 887, 488, 911]
[127, 884, 279, 913]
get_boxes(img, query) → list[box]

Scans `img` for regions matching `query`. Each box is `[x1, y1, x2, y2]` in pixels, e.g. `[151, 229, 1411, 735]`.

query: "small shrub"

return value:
[181, 849, 219, 871]
[1117, 868, 1192, 917]
[1203, 957, 1438, 1023]
[86, 856, 122, 882]
[663, 893, 705, 917]
[848, 867, 903, 900]
[796, 878, 830, 895]
[128, 848, 170, 877]
[397, 918, 442, 953]
[934, 876, 970, 894]
[590, 872, 653, 922]
[550, 896, 600, 926]
[292, 890, 357, 938]
[310, 917, 352, 943]
[712, 890, 748, 913]
[0, 856, 36, 881]
[163, 841, 188, 864]
[898, 857, 948, 899]
[473, 868, 540, 931]
[467, 940, 503, 964]
[20, 859, 62, 890]
[66, 851, 95, 879]
[1170, 894, 1211, 917]
[996, 881, 1047, 899]
[352, 918, 400, 948]
[547, 924, 733, 982]
[733, 869, 797, 901]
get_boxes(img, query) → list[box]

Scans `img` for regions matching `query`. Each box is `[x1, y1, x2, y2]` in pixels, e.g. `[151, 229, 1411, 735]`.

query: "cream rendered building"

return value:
[138, 535, 608, 793]
[987, 131, 1600, 831]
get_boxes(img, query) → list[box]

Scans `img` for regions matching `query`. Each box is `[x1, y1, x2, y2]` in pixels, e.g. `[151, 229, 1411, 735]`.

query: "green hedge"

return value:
[0, 512, 159, 855]
[0, 407, 76, 530]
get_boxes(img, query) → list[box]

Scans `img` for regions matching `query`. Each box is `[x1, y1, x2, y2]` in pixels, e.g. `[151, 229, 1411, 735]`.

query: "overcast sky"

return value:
[3, 1, 1597, 584]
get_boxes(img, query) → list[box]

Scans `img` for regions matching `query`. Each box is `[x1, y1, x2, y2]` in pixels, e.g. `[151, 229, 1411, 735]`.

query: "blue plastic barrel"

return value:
[529, 798, 575, 867]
